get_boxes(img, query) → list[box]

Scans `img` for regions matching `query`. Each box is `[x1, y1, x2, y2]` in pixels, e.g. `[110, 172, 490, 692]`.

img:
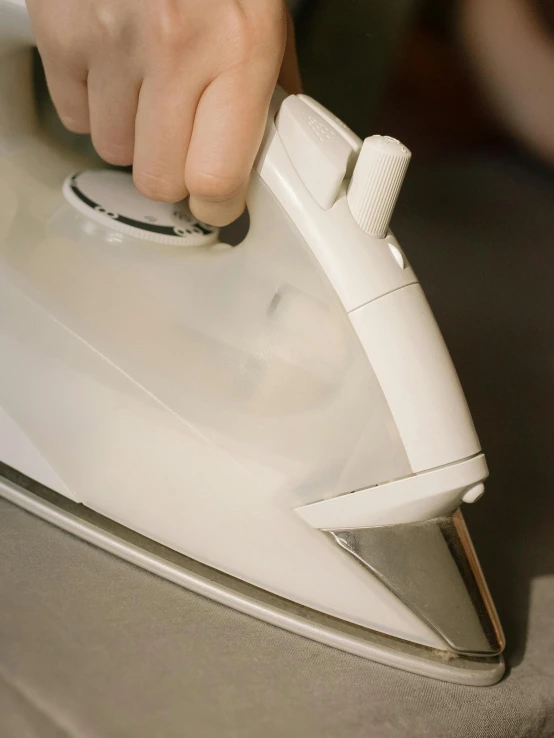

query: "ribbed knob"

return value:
[347, 135, 411, 237]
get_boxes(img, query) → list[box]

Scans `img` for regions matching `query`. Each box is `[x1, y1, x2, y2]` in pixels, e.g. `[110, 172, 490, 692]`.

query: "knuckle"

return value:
[215, 6, 285, 73]
[149, 1, 194, 57]
[134, 169, 187, 202]
[90, 2, 128, 45]
[224, 6, 252, 59]
[233, 2, 285, 55]
[187, 170, 244, 201]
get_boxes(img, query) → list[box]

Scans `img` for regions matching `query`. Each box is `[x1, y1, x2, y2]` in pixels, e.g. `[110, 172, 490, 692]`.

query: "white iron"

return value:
[0, 0, 505, 685]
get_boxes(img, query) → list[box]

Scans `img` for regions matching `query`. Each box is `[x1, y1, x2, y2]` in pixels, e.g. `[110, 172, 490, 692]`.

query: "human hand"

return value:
[27, 0, 301, 225]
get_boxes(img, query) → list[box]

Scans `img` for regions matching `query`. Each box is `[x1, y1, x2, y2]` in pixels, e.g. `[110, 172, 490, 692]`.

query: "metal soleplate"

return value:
[0, 465, 505, 686]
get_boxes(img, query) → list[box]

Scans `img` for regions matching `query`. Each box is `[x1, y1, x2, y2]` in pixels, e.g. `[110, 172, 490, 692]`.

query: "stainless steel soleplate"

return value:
[0, 465, 505, 687]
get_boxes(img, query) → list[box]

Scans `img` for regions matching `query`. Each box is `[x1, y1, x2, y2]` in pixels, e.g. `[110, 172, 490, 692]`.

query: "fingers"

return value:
[41, 60, 90, 134]
[185, 72, 274, 226]
[28, 0, 91, 134]
[185, 6, 298, 225]
[31, 0, 295, 222]
[87, 63, 140, 166]
[132, 75, 202, 202]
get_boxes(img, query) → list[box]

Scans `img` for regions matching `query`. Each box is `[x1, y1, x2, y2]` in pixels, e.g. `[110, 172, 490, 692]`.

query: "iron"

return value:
[0, 0, 504, 685]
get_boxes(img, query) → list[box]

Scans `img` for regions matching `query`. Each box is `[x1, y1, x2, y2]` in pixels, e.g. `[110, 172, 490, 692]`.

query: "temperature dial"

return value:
[63, 170, 219, 247]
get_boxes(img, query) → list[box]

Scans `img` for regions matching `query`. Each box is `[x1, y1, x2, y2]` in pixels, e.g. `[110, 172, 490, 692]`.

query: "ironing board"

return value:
[1, 151, 553, 738]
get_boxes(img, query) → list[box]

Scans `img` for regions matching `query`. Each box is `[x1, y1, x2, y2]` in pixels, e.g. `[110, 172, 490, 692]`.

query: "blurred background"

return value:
[291, 0, 554, 668]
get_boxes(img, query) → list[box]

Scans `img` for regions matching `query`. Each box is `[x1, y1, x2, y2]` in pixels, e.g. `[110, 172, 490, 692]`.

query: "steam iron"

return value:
[0, 0, 505, 685]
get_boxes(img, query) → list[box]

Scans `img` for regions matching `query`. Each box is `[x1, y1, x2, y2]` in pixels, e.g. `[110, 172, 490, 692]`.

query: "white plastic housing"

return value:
[275, 95, 354, 209]
[298, 94, 363, 155]
[350, 284, 481, 472]
[297, 454, 488, 529]
[0, 5, 487, 655]
[0, 67, 437, 644]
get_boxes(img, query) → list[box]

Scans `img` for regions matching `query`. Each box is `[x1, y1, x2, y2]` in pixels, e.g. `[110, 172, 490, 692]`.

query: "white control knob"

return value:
[63, 170, 219, 246]
[347, 135, 411, 238]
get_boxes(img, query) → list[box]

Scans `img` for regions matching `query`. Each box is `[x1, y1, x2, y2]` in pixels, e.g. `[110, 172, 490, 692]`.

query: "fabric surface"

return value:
[1, 153, 553, 737]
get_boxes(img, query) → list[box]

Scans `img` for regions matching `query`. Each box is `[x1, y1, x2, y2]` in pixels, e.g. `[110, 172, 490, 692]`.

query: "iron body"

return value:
[0, 0, 504, 685]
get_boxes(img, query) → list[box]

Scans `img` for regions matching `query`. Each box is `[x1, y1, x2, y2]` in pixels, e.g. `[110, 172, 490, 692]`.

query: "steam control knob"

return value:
[347, 135, 411, 238]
